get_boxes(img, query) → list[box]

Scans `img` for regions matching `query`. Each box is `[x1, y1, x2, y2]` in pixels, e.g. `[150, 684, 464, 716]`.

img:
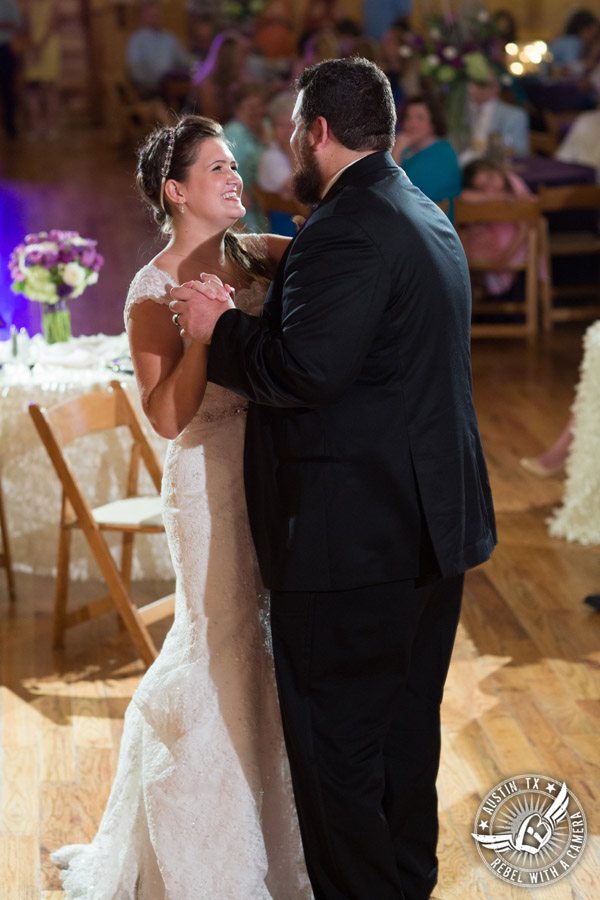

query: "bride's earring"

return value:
[178, 203, 185, 215]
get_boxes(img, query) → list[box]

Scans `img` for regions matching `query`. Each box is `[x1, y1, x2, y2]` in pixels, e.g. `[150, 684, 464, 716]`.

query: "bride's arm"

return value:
[241, 233, 291, 269]
[127, 299, 209, 440]
[263, 234, 292, 265]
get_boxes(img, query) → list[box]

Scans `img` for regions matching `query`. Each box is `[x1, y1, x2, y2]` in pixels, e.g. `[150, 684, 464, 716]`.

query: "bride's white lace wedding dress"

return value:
[51, 263, 312, 900]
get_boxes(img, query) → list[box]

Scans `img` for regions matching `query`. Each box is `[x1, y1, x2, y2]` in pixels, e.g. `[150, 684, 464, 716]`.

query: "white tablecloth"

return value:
[548, 319, 600, 544]
[0, 333, 174, 581]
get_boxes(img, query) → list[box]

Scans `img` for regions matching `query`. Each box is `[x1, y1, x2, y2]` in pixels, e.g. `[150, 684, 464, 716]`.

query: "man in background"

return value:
[126, 1, 190, 101]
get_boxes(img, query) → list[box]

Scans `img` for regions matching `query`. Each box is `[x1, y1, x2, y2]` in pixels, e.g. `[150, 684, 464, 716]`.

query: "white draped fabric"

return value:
[0, 332, 173, 581]
[548, 319, 600, 544]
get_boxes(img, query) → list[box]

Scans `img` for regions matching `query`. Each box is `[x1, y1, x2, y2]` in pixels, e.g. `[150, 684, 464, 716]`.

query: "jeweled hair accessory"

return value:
[159, 127, 176, 211]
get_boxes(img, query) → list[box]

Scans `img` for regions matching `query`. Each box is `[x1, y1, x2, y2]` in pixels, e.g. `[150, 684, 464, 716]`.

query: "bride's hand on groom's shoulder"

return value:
[169, 275, 235, 344]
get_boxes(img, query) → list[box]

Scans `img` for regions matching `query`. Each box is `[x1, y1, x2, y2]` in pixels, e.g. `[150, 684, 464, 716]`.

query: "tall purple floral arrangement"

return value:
[8, 230, 104, 343]
[8, 230, 104, 304]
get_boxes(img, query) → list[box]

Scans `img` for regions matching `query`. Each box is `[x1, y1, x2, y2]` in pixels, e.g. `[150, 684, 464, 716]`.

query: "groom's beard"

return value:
[292, 137, 323, 207]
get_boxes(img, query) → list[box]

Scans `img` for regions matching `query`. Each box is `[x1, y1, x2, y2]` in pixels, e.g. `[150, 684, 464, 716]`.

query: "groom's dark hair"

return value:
[295, 57, 396, 153]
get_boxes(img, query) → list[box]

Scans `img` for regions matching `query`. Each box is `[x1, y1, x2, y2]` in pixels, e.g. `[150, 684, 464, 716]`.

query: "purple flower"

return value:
[8, 263, 26, 280]
[43, 251, 59, 267]
[92, 254, 104, 273]
[79, 248, 97, 268]
[26, 249, 43, 264]
[25, 232, 45, 244]
[59, 246, 77, 264]
[56, 283, 73, 298]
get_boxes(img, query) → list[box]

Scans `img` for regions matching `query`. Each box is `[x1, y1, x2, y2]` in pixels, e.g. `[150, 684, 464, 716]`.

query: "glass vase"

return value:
[41, 299, 71, 344]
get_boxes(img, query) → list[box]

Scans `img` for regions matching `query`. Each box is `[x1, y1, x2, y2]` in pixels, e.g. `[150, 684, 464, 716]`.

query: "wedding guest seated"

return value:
[548, 9, 600, 77]
[292, 28, 341, 79]
[301, 0, 346, 36]
[487, 10, 528, 107]
[491, 8, 517, 45]
[126, 1, 190, 101]
[555, 108, 600, 178]
[363, 0, 411, 41]
[191, 29, 251, 124]
[459, 158, 541, 297]
[335, 18, 363, 57]
[461, 68, 530, 164]
[258, 90, 295, 196]
[186, 10, 216, 64]
[350, 35, 381, 63]
[254, 0, 296, 61]
[380, 21, 420, 107]
[257, 90, 297, 236]
[392, 95, 462, 215]
[224, 83, 268, 232]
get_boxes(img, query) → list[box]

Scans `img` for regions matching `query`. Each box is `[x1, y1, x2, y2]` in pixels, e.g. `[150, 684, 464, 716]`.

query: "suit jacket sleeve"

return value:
[207, 214, 391, 407]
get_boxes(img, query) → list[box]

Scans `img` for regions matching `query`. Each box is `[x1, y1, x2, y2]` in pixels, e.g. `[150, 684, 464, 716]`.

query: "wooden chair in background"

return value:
[537, 183, 600, 331]
[252, 185, 310, 232]
[106, 73, 174, 147]
[0, 473, 16, 603]
[29, 380, 174, 667]
[529, 111, 580, 156]
[453, 197, 542, 338]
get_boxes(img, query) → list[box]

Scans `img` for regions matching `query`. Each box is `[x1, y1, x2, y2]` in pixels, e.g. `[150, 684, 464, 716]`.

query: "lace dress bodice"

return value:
[124, 261, 266, 426]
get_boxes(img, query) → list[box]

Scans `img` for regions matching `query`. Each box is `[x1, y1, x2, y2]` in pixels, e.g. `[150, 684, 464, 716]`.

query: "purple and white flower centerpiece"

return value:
[8, 230, 104, 343]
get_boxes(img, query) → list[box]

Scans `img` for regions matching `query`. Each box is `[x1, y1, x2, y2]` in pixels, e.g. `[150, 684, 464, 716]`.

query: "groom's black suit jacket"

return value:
[208, 151, 496, 591]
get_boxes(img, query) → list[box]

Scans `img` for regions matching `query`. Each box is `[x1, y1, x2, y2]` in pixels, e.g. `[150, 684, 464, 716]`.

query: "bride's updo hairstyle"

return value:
[136, 114, 271, 281]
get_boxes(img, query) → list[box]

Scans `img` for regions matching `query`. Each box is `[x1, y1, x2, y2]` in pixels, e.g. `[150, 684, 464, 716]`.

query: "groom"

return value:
[170, 58, 496, 900]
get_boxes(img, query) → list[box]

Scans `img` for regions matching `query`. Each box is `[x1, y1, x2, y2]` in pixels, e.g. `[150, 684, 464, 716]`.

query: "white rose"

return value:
[427, 54, 441, 67]
[87, 271, 99, 285]
[61, 262, 86, 287]
[429, 27, 441, 40]
[398, 45, 413, 58]
[477, 10, 489, 22]
[442, 45, 458, 60]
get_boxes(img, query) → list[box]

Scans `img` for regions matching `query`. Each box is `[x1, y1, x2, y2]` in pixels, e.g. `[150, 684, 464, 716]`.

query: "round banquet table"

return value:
[0, 333, 174, 581]
[548, 319, 600, 545]
[511, 156, 596, 192]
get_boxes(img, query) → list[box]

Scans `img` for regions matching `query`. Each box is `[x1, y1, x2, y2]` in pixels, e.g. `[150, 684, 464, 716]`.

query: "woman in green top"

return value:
[392, 95, 462, 217]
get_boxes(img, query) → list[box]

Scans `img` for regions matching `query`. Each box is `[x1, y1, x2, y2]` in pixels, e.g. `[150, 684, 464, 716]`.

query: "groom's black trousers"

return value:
[270, 573, 464, 900]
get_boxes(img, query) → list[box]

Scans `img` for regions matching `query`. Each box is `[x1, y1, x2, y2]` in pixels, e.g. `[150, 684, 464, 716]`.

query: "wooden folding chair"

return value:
[453, 197, 542, 338]
[253, 185, 310, 229]
[28, 380, 174, 666]
[0, 472, 16, 603]
[537, 184, 600, 331]
[106, 73, 173, 147]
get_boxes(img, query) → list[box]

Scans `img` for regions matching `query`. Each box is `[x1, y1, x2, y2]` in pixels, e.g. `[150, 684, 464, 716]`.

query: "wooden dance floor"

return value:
[1, 132, 599, 899]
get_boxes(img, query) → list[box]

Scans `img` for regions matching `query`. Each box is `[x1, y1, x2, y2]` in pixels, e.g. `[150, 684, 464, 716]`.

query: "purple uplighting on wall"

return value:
[0, 183, 39, 339]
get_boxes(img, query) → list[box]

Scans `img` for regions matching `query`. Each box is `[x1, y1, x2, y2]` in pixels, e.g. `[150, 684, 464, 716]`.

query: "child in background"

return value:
[459, 158, 539, 295]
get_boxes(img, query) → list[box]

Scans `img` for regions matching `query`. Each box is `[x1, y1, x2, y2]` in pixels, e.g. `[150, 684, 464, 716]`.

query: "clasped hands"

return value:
[169, 273, 235, 343]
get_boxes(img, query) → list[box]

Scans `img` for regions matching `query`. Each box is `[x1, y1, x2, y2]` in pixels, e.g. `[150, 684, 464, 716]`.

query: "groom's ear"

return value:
[309, 116, 331, 151]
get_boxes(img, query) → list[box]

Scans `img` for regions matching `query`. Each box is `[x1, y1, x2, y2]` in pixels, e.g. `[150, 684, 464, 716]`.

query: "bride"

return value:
[51, 115, 311, 900]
